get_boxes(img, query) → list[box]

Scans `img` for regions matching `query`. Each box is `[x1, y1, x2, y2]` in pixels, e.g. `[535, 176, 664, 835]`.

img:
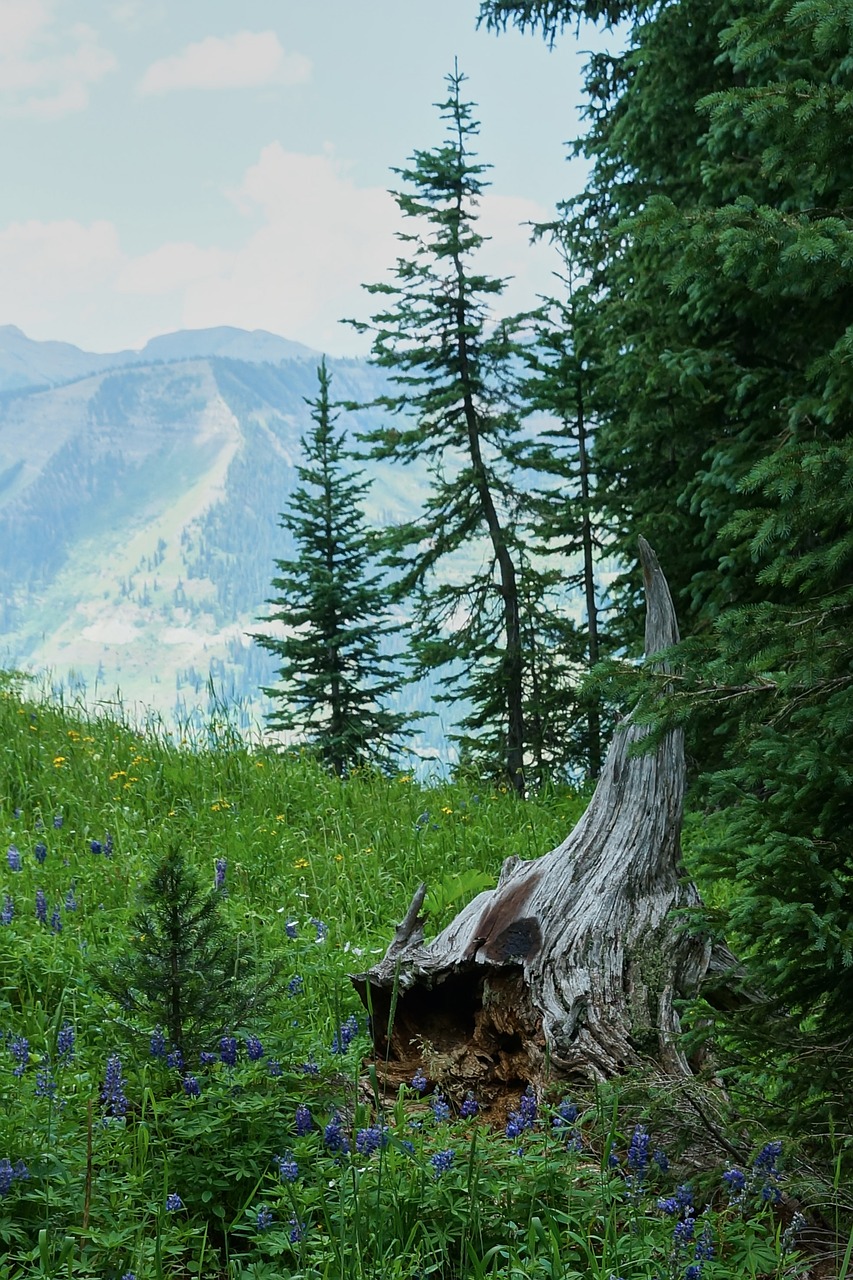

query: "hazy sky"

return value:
[0, 0, 610, 357]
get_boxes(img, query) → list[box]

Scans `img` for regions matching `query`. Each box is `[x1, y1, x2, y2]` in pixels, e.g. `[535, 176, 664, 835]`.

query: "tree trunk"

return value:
[352, 538, 739, 1100]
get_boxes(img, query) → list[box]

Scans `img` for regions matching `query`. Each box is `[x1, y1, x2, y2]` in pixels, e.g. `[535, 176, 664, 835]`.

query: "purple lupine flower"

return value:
[431, 1148, 454, 1177]
[245, 1034, 264, 1061]
[101, 1054, 128, 1116]
[411, 1068, 427, 1093]
[182, 1075, 200, 1097]
[268, 1059, 282, 1076]
[310, 917, 328, 941]
[35, 1068, 56, 1099]
[298, 1057, 319, 1076]
[518, 1088, 537, 1127]
[331, 1014, 359, 1055]
[166, 1049, 183, 1070]
[285, 920, 298, 939]
[0, 895, 13, 925]
[7, 846, 21, 872]
[356, 1126, 388, 1155]
[275, 1152, 299, 1182]
[150, 1027, 167, 1059]
[675, 1184, 695, 1212]
[199, 1051, 217, 1066]
[0, 1160, 14, 1196]
[754, 1141, 782, 1175]
[722, 1167, 745, 1197]
[219, 1035, 238, 1066]
[64, 882, 77, 911]
[57, 1021, 75, 1061]
[214, 858, 227, 891]
[50, 905, 62, 933]
[35, 889, 48, 924]
[459, 1093, 479, 1118]
[627, 1124, 650, 1178]
[653, 1148, 669, 1173]
[10, 1037, 29, 1077]
[553, 1098, 579, 1128]
[607, 1140, 620, 1167]
[658, 1197, 681, 1215]
[165, 1192, 183, 1211]
[121, 1273, 137, 1280]
[53, 815, 63, 829]
[294, 1103, 313, 1136]
[323, 1113, 350, 1154]
[287, 974, 303, 996]
[674, 1218, 696, 1247]
[431, 1092, 450, 1123]
[256, 1206, 274, 1232]
[34, 842, 47, 864]
[90, 839, 102, 855]
[288, 1216, 305, 1243]
[695, 1222, 715, 1261]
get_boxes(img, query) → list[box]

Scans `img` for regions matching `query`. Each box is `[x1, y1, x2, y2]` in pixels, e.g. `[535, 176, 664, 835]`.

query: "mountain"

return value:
[0, 327, 445, 751]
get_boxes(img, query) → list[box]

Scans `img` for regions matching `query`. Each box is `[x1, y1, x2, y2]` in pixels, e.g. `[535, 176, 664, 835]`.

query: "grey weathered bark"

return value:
[352, 538, 739, 1098]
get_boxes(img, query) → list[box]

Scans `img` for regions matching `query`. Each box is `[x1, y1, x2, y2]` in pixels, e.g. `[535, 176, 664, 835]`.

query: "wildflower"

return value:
[121, 1273, 136, 1280]
[10, 1036, 29, 1077]
[331, 1013, 359, 1054]
[53, 815, 63, 828]
[506, 1087, 537, 1138]
[431, 1148, 454, 1177]
[165, 1192, 183, 1211]
[52, 756, 66, 767]
[34, 842, 47, 864]
[311, 917, 328, 941]
[287, 974, 303, 996]
[90, 839, 102, 855]
[754, 1140, 782, 1175]
[415, 811, 430, 829]
[658, 1197, 680, 1216]
[256, 1206, 274, 1232]
[653, 1148, 669, 1173]
[268, 1059, 282, 1076]
[245, 1034, 264, 1061]
[101, 1054, 128, 1117]
[166, 1049, 183, 1070]
[182, 1075, 201, 1097]
[410, 1068, 427, 1093]
[275, 1152, 299, 1182]
[35, 889, 48, 924]
[694, 1221, 715, 1262]
[356, 1125, 388, 1155]
[199, 1051, 217, 1066]
[459, 1093, 479, 1119]
[675, 1184, 695, 1212]
[674, 1218, 695, 1248]
[215, 858, 227, 891]
[50, 905, 62, 933]
[298, 1058, 319, 1076]
[57, 1021, 75, 1060]
[150, 1027, 167, 1059]
[293, 857, 309, 870]
[294, 1103, 313, 1135]
[607, 1140, 620, 1167]
[219, 1035, 238, 1066]
[7, 845, 21, 872]
[781, 1212, 807, 1255]
[104, 831, 113, 857]
[431, 1092, 451, 1123]
[288, 1216, 305, 1243]
[64, 882, 77, 911]
[285, 920, 298, 939]
[722, 1167, 745, 1198]
[0, 895, 13, 925]
[0, 1159, 16, 1196]
[553, 1099, 579, 1128]
[627, 1124, 650, 1174]
[323, 1112, 350, 1154]
[35, 1068, 56, 1099]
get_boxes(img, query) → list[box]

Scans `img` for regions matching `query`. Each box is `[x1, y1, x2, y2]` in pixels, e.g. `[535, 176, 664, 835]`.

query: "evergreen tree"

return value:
[254, 359, 409, 775]
[349, 67, 528, 793]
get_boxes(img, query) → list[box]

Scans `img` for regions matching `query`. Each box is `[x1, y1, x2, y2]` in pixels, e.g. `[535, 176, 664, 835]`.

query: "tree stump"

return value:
[352, 538, 738, 1101]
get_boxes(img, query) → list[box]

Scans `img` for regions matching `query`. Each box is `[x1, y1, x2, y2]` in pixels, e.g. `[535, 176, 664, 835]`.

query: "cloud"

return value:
[0, 4, 116, 118]
[138, 31, 310, 96]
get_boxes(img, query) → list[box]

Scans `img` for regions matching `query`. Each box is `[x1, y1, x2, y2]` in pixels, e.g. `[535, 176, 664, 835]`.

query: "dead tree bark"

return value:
[352, 538, 739, 1099]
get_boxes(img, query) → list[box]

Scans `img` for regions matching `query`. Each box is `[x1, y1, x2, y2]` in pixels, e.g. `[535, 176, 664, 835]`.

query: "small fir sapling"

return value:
[94, 843, 285, 1059]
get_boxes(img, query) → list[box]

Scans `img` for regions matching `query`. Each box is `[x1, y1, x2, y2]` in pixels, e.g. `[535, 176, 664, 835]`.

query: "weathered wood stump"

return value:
[352, 538, 739, 1101]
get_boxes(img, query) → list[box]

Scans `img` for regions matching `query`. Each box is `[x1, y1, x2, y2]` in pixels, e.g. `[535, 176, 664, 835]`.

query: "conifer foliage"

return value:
[255, 360, 409, 776]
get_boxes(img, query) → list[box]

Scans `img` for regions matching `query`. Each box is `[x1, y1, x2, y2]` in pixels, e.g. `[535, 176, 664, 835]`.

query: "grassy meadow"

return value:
[0, 672, 844, 1280]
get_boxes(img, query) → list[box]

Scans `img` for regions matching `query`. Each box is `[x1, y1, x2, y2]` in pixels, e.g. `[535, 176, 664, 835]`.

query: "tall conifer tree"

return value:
[254, 359, 409, 775]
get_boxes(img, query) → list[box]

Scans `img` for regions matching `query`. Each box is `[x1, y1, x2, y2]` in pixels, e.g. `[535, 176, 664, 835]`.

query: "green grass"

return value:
[0, 671, 823, 1279]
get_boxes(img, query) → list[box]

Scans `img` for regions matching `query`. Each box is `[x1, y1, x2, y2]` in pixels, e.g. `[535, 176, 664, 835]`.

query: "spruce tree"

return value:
[254, 359, 409, 775]
[349, 67, 528, 794]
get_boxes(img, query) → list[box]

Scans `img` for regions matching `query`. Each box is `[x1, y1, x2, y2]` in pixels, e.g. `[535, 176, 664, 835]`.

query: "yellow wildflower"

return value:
[293, 857, 309, 870]
[52, 756, 66, 767]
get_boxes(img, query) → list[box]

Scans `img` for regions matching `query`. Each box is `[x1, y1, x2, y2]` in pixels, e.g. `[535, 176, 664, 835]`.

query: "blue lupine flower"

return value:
[431, 1149, 454, 1177]
[104, 831, 113, 857]
[298, 1058, 319, 1076]
[754, 1141, 782, 1175]
[7, 846, 21, 872]
[182, 1075, 200, 1097]
[761, 1182, 782, 1203]
[275, 1152, 299, 1182]
[506, 1115, 525, 1140]
[57, 1021, 75, 1060]
[331, 1014, 359, 1055]
[35, 1068, 56, 1099]
[518, 1088, 537, 1127]
[722, 1167, 745, 1196]
[150, 1027, 167, 1059]
[256, 1206, 274, 1232]
[215, 858, 227, 891]
[685, 1267, 702, 1280]
[165, 1192, 183, 1211]
[356, 1125, 388, 1155]
[199, 1051, 217, 1066]
[627, 1124, 650, 1177]
[674, 1218, 696, 1247]
[0, 895, 13, 925]
[0, 1160, 15, 1196]
[64, 882, 78, 911]
[90, 839, 102, 855]
[311, 917, 328, 941]
[658, 1197, 680, 1216]
[411, 1068, 427, 1093]
[245, 1035, 264, 1061]
[323, 1113, 350, 1153]
[12, 808, 21, 820]
[101, 1054, 128, 1116]
[268, 1059, 282, 1076]
[781, 1212, 807, 1255]
[459, 1093, 479, 1118]
[34, 842, 47, 864]
[287, 974, 303, 996]
[50, 905, 62, 933]
[219, 1035, 238, 1066]
[695, 1222, 715, 1261]
[553, 1099, 579, 1127]
[121, 1273, 136, 1280]
[285, 920, 298, 939]
[288, 1216, 305, 1243]
[166, 1049, 183, 1070]
[53, 815, 63, 828]
[294, 1103, 313, 1135]
[415, 811, 430, 829]
[35, 889, 48, 924]
[607, 1140, 620, 1167]
[431, 1092, 450, 1123]
[10, 1037, 29, 1077]
[653, 1148, 669, 1173]
[675, 1184, 694, 1211]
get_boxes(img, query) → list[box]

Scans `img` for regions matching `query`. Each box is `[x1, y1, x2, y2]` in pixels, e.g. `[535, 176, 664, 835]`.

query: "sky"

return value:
[0, 0, 611, 358]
